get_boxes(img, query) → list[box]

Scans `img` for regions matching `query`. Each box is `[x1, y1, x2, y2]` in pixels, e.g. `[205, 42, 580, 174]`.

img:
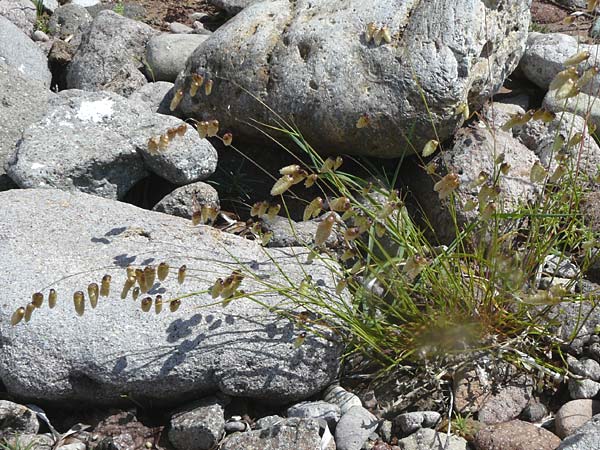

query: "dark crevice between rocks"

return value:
[122, 173, 177, 210]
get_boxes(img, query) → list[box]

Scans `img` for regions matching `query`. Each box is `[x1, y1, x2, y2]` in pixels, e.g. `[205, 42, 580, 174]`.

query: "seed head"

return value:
[48, 289, 57, 309]
[73, 291, 85, 316]
[100, 275, 111, 297]
[365, 22, 377, 43]
[24, 303, 35, 322]
[31, 292, 43, 308]
[211, 278, 224, 299]
[266, 203, 281, 219]
[422, 139, 439, 157]
[356, 114, 370, 129]
[251, 201, 269, 218]
[141, 297, 152, 312]
[197, 121, 209, 139]
[304, 174, 318, 188]
[315, 213, 336, 246]
[280, 164, 302, 176]
[564, 50, 590, 67]
[170, 89, 184, 111]
[159, 134, 169, 150]
[293, 332, 307, 348]
[88, 283, 99, 308]
[167, 127, 178, 141]
[178, 265, 187, 284]
[144, 266, 156, 288]
[222, 132, 233, 146]
[176, 124, 187, 137]
[155, 295, 163, 314]
[303, 197, 323, 222]
[11, 307, 25, 326]
[344, 227, 361, 242]
[270, 175, 294, 196]
[121, 278, 135, 300]
[329, 196, 351, 212]
[132, 287, 140, 300]
[157, 262, 170, 281]
[147, 137, 160, 154]
[530, 161, 547, 183]
[207, 120, 219, 137]
[204, 79, 213, 96]
[169, 299, 181, 312]
[433, 173, 460, 199]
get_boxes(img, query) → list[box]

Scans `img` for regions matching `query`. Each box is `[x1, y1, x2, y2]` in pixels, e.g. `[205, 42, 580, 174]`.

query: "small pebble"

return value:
[32, 30, 50, 42]
[169, 22, 193, 34]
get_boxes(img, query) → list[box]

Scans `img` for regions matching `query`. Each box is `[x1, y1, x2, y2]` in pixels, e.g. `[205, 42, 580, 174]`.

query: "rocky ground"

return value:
[3, 0, 600, 450]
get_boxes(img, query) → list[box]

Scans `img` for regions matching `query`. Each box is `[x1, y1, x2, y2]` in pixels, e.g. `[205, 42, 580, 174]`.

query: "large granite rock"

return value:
[0, 15, 51, 87]
[66, 10, 158, 96]
[0, 0, 36, 36]
[145, 33, 210, 82]
[175, 0, 530, 157]
[0, 62, 55, 191]
[0, 188, 344, 406]
[5, 90, 218, 199]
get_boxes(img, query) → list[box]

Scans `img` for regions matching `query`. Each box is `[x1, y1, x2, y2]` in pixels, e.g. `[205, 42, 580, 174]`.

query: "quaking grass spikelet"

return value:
[205, 79, 213, 95]
[100, 275, 111, 297]
[48, 289, 57, 309]
[136, 269, 148, 293]
[157, 262, 169, 281]
[141, 297, 152, 312]
[207, 120, 219, 137]
[144, 266, 156, 288]
[315, 213, 336, 246]
[132, 287, 140, 300]
[170, 299, 181, 312]
[31, 292, 43, 308]
[121, 277, 135, 299]
[11, 307, 25, 326]
[24, 303, 35, 322]
[178, 265, 187, 284]
[155, 295, 163, 314]
[170, 89, 184, 111]
[88, 283, 99, 308]
[222, 132, 233, 146]
[73, 291, 85, 316]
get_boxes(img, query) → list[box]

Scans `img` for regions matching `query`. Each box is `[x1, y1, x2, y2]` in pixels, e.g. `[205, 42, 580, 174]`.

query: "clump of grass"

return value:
[8, 53, 600, 408]
[34, 1, 49, 33]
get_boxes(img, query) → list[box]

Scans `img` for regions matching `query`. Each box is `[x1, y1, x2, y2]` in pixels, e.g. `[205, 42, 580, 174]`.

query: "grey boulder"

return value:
[153, 182, 220, 219]
[519, 32, 579, 90]
[220, 417, 334, 450]
[555, 399, 600, 438]
[0, 15, 51, 87]
[558, 414, 600, 450]
[209, 0, 260, 15]
[396, 427, 468, 450]
[0, 400, 39, 438]
[5, 90, 218, 198]
[0, 0, 36, 36]
[175, 0, 530, 158]
[47, 3, 92, 41]
[0, 62, 55, 191]
[129, 81, 174, 113]
[0, 188, 343, 405]
[287, 400, 341, 432]
[146, 33, 210, 82]
[334, 405, 378, 450]
[169, 397, 226, 450]
[66, 10, 158, 96]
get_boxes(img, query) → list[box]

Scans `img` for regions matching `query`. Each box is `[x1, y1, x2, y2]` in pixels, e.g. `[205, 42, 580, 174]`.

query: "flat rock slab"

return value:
[5, 89, 218, 199]
[0, 189, 343, 406]
[176, 0, 530, 157]
[0, 62, 55, 191]
[66, 10, 157, 96]
[0, 15, 52, 87]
